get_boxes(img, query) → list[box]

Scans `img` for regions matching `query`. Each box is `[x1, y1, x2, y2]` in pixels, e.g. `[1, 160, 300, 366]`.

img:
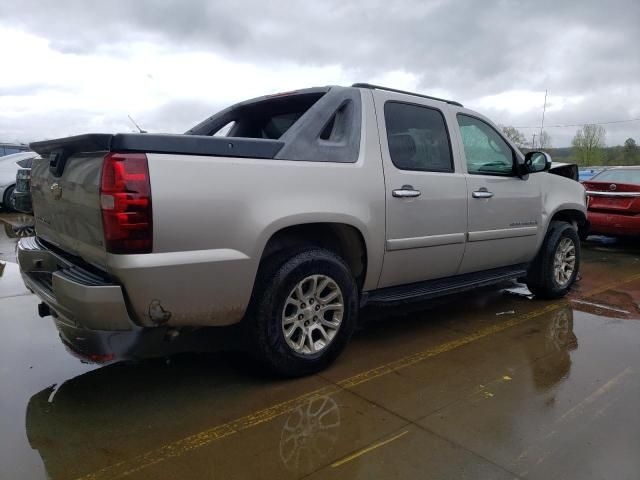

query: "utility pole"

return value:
[539, 89, 548, 147]
[532, 133, 537, 149]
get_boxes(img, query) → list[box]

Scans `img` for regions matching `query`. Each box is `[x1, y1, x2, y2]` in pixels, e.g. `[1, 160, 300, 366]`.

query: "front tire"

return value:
[245, 247, 358, 377]
[526, 221, 580, 299]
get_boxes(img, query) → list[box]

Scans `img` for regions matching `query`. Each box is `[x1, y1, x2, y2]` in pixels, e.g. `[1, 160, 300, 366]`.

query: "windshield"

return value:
[16, 157, 34, 168]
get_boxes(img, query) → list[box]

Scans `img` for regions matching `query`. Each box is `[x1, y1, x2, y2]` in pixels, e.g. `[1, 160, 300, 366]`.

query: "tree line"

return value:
[501, 124, 639, 166]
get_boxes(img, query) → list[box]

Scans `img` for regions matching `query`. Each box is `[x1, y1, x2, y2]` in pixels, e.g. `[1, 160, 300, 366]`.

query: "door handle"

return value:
[472, 188, 494, 199]
[392, 185, 421, 198]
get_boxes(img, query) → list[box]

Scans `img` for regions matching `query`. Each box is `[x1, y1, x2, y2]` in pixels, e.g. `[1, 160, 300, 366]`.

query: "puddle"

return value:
[2, 231, 640, 479]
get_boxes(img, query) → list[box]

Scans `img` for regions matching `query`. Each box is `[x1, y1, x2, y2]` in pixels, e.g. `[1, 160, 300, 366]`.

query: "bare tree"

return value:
[572, 124, 606, 166]
[501, 126, 527, 148]
[538, 130, 552, 149]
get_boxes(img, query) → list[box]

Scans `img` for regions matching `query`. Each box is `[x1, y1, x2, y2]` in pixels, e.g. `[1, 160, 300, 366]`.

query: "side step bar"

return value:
[364, 264, 528, 306]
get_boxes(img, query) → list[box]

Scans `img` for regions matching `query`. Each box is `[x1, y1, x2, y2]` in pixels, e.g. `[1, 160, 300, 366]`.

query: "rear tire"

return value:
[526, 221, 580, 299]
[2, 185, 16, 212]
[245, 247, 358, 377]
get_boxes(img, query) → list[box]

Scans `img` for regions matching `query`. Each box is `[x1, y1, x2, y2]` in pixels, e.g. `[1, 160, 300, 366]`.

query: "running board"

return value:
[363, 264, 528, 306]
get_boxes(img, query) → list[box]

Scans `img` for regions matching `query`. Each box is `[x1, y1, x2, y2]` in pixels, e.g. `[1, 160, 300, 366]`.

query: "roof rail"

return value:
[352, 83, 463, 107]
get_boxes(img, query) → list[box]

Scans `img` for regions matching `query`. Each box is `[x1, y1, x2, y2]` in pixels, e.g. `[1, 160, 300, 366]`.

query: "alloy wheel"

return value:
[281, 274, 344, 356]
[553, 237, 576, 287]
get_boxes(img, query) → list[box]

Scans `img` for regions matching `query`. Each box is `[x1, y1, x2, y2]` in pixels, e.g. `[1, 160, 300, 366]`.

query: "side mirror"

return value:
[524, 151, 551, 174]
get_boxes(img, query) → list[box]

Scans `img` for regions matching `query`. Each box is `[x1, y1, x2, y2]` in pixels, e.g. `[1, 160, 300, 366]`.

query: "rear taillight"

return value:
[100, 152, 152, 254]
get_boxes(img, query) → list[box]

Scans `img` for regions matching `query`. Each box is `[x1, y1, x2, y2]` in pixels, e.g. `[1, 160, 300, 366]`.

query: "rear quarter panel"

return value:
[110, 93, 386, 327]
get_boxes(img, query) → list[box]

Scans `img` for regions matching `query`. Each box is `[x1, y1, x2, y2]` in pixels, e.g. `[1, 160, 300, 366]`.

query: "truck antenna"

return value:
[127, 115, 147, 134]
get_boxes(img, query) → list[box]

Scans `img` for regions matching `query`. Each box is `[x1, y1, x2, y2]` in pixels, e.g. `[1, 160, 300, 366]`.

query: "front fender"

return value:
[537, 174, 587, 251]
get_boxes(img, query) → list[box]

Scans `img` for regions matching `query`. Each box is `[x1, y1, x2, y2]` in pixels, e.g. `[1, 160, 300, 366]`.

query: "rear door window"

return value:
[384, 102, 453, 172]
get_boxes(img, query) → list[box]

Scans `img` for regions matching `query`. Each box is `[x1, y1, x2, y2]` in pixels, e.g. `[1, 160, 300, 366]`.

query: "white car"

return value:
[0, 151, 38, 211]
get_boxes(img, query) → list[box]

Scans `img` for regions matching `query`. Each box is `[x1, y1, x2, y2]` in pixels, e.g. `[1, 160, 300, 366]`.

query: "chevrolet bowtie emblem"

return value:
[50, 182, 63, 200]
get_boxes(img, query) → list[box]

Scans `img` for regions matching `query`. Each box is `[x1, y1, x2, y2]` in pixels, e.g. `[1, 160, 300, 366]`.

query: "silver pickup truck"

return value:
[19, 84, 588, 376]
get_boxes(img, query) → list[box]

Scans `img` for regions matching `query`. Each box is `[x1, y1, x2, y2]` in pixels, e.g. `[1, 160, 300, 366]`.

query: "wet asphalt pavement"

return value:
[1, 215, 640, 479]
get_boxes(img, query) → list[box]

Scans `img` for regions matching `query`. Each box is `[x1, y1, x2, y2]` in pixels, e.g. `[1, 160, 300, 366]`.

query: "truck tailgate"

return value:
[30, 152, 108, 269]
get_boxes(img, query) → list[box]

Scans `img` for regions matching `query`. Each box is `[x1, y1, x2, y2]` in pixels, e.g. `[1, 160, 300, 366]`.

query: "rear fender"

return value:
[254, 213, 378, 290]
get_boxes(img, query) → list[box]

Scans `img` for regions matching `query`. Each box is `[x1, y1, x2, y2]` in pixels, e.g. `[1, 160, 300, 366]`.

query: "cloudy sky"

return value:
[1, 0, 639, 147]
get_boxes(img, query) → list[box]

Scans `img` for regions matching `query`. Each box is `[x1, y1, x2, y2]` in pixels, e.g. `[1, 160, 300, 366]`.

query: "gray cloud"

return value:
[0, 83, 70, 96]
[139, 99, 225, 134]
[3, 0, 638, 91]
[1, 0, 639, 145]
[0, 109, 127, 143]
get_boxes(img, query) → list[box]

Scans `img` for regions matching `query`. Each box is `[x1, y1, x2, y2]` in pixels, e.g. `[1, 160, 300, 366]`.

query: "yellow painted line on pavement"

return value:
[573, 271, 640, 298]
[331, 429, 410, 468]
[76, 272, 640, 480]
[514, 366, 635, 473]
[557, 366, 634, 423]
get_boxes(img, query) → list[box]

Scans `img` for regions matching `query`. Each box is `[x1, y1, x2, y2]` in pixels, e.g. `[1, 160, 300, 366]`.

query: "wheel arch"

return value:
[259, 222, 369, 290]
[549, 208, 589, 238]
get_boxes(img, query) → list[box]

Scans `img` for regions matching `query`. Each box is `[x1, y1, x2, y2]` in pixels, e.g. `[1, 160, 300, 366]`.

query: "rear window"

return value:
[17, 158, 34, 168]
[592, 169, 640, 185]
[189, 92, 326, 140]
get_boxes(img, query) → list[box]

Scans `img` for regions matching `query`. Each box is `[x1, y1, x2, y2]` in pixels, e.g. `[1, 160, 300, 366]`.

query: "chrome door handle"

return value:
[472, 189, 494, 199]
[392, 185, 421, 198]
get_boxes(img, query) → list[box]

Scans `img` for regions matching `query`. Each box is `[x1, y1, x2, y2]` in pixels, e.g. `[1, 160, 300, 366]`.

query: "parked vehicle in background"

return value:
[13, 153, 39, 213]
[579, 167, 604, 181]
[583, 167, 640, 237]
[0, 151, 38, 211]
[20, 84, 588, 376]
[0, 142, 30, 157]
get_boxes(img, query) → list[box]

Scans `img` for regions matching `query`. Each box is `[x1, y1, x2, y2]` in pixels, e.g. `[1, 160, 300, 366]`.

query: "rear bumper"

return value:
[587, 211, 640, 236]
[17, 236, 136, 331]
[53, 317, 169, 363]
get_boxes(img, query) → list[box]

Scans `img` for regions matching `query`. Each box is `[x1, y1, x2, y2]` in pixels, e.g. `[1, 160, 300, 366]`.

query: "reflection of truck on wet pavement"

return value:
[19, 84, 588, 376]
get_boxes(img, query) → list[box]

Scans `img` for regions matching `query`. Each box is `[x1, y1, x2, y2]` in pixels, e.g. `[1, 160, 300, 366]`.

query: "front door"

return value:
[454, 113, 542, 274]
[375, 92, 468, 288]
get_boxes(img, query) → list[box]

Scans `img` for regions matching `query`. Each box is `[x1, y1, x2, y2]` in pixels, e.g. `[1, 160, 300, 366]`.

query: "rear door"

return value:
[453, 113, 542, 273]
[374, 91, 468, 288]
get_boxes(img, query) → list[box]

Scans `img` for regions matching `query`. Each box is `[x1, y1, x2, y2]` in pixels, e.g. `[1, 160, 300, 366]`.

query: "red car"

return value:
[583, 167, 640, 237]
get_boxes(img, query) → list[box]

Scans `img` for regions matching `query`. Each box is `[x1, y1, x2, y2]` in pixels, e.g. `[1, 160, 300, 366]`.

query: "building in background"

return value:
[0, 143, 30, 157]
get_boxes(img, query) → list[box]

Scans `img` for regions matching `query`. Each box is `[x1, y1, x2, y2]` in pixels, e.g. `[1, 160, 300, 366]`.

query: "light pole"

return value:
[539, 89, 548, 148]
